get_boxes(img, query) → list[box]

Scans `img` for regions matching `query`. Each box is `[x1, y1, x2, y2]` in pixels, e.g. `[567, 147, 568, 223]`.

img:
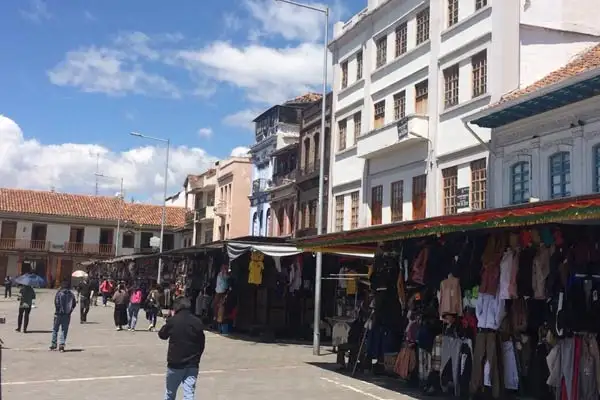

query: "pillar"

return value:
[56, 256, 62, 287]
[16, 252, 23, 276]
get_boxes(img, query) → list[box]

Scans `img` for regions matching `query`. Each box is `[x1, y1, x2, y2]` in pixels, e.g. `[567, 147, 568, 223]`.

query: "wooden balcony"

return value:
[0, 238, 50, 251]
[64, 242, 115, 255]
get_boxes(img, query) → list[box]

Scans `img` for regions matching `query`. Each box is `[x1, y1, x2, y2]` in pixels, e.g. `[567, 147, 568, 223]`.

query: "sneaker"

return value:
[58, 345, 65, 353]
[116, 327, 122, 331]
[49, 346, 57, 351]
[15, 328, 20, 332]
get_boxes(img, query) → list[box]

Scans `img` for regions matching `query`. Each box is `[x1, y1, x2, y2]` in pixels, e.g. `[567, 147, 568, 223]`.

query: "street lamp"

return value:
[130, 131, 170, 285]
[275, 0, 329, 356]
[95, 173, 124, 257]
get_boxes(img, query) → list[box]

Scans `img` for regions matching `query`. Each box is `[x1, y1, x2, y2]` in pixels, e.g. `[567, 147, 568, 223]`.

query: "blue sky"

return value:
[0, 0, 363, 202]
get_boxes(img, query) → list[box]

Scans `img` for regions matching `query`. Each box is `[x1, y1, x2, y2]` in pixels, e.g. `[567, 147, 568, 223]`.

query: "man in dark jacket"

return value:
[50, 280, 77, 352]
[77, 279, 92, 323]
[158, 297, 205, 400]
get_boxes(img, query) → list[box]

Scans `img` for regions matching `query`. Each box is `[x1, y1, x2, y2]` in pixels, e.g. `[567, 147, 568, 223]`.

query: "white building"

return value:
[470, 43, 600, 207]
[327, 0, 600, 232]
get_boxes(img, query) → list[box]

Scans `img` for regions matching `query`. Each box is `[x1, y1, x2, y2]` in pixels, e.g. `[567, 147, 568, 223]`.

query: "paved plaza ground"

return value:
[0, 289, 417, 400]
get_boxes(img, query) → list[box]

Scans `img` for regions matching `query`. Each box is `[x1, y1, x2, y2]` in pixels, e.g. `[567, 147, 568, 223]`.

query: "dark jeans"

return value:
[102, 293, 109, 306]
[51, 314, 71, 347]
[165, 367, 198, 400]
[17, 307, 31, 332]
[147, 308, 158, 327]
[4, 286, 11, 298]
[80, 298, 90, 322]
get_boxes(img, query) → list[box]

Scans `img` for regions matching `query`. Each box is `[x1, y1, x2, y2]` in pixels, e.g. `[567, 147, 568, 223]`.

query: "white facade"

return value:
[327, 0, 600, 232]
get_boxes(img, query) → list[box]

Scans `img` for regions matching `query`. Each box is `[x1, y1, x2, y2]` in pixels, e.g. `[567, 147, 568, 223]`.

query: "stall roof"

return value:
[227, 240, 301, 261]
[159, 236, 292, 257]
[295, 194, 600, 249]
[82, 252, 157, 266]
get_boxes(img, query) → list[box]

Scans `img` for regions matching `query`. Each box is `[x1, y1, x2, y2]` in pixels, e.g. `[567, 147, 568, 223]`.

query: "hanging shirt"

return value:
[248, 260, 264, 285]
[346, 270, 357, 295]
[339, 267, 348, 289]
[215, 271, 229, 294]
[498, 249, 515, 300]
[439, 275, 462, 316]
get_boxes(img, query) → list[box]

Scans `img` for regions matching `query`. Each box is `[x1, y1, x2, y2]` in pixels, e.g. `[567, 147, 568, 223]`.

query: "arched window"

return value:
[549, 152, 571, 199]
[510, 161, 530, 204]
[265, 209, 271, 236]
[288, 204, 295, 234]
[259, 210, 264, 235]
[594, 145, 600, 193]
[252, 212, 258, 236]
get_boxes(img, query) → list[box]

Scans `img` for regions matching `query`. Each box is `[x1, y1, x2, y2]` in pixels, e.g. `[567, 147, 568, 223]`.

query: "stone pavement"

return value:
[0, 289, 416, 400]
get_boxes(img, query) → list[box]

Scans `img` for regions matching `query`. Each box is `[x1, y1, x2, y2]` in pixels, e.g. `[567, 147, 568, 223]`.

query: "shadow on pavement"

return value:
[24, 330, 52, 334]
[207, 329, 331, 350]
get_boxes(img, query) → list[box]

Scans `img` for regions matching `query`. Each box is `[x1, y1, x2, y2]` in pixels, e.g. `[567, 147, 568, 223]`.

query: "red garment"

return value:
[572, 337, 582, 400]
[411, 247, 429, 285]
[520, 230, 533, 247]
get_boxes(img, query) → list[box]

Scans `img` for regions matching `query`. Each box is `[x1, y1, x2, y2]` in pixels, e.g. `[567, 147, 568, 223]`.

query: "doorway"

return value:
[0, 221, 17, 249]
[31, 224, 48, 250]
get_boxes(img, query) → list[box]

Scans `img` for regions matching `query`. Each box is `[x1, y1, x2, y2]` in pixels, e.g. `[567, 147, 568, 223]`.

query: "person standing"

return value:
[127, 285, 143, 331]
[77, 279, 92, 323]
[145, 284, 161, 331]
[50, 280, 77, 352]
[89, 276, 99, 306]
[158, 297, 205, 400]
[4, 276, 12, 298]
[99, 278, 112, 307]
[112, 283, 129, 331]
[15, 284, 35, 333]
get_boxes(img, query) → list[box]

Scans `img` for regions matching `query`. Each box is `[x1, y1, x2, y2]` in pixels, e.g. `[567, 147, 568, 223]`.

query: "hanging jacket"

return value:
[411, 246, 429, 285]
[476, 293, 505, 330]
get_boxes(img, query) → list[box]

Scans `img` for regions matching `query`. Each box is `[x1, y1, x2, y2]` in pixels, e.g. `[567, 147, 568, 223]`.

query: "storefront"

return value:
[296, 194, 600, 399]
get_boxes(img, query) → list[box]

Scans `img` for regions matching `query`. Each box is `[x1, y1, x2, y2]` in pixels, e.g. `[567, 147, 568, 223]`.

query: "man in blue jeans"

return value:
[50, 280, 77, 352]
[158, 297, 205, 400]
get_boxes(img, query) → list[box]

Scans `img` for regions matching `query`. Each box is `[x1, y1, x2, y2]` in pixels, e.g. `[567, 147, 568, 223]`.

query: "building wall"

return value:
[328, 0, 600, 233]
[215, 157, 252, 240]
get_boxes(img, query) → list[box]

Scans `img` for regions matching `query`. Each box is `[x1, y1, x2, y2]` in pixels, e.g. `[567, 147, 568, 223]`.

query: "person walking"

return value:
[77, 279, 92, 323]
[89, 276, 99, 306]
[99, 278, 113, 307]
[112, 283, 129, 331]
[158, 297, 205, 400]
[15, 284, 35, 333]
[4, 276, 12, 298]
[145, 284, 161, 331]
[50, 280, 77, 352]
[127, 285, 143, 331]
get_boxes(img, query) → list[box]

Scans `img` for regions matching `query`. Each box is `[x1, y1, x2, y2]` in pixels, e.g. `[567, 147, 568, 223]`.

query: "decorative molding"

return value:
[541, 138, 573, 151]
[571, 126, 584, 138]
[503, 149, 531, 165]
[584, 130, 600, 140]
[531, 137, 540, 148]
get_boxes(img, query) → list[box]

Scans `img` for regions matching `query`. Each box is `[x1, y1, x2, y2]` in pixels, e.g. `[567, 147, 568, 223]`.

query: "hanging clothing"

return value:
[440, 336, 464, 396]
[411, 246, 429, 285]
[395, 343, 417, 379]
[517, 247, 536, 297]
[471, 331, 501, 398]
[397, 269, 407, 309]
[346, 270, 358, 296]
[498, 249, 516, 300]
[215, 270, 229, 294]
[339, 267, 349, 289]
[579, 334, 600, 400]
[475, 293, 505, 330]
[532, 245, 552, 299]
[547, 338, 575, 400]
[502, 341, 519, 390]
[439, 275, 462, 316]
[248, 253, 264, 285]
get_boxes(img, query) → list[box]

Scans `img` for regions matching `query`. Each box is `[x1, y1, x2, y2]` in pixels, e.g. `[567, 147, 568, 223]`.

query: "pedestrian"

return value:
[127, 284, 143, 331]
[145, 284, 161, 331]
[158, 297, 205, 400]
[15, 284, 35, 333]
[77, 278, 92, 323]
[89, 276, 99, 306]
[99, 278, 112, 307]
[4, 275, 12, 298]
[112, 283, 129, 331]
[50, 280, 77, 352]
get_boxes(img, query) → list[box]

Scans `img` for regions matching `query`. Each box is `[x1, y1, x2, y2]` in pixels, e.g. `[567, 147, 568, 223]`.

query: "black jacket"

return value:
[158, 309, 205, 369]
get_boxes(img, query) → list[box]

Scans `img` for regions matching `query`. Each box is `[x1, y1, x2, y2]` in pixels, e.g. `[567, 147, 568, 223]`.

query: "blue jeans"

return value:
[165, 367, 198, 400]
[51, 314, 71, 347]
[128, 304, 140, 329]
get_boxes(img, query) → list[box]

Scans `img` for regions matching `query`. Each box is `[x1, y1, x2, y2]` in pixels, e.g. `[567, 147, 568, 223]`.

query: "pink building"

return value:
[214, 157, 252, 241]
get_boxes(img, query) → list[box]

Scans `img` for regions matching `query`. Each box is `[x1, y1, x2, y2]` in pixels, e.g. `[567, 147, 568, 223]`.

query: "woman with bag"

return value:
[145, 284, 161, 331]
[127, 285, 143, 331]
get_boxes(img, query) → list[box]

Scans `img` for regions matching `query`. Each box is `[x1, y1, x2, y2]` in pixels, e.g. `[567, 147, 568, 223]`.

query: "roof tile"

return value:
[0, 188, 186, 228]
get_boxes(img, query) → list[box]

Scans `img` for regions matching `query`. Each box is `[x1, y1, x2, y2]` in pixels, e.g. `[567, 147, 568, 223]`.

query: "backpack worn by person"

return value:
[131, 290, 143, 305]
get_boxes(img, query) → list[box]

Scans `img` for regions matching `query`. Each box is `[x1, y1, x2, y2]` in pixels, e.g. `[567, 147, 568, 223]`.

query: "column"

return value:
[571, 126, 585, 195]
[56, 256, 62, 287]
[492, 147, 504, 208]
[17, 252, 23, 276]
[530, 137, 541, 200]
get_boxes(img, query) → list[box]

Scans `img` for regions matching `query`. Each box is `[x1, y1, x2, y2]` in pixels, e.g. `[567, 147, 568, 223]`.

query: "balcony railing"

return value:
[272, 170, 297, 187]
[185, 211, 195, 226]
[0, 238, 50, 251]
[214, 201, 230, 217]
[64, 242, 115, 255]
[252, 178, 269, 195]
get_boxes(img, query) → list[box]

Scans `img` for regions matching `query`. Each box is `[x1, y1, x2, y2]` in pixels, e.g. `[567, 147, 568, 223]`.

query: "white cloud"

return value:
[0, 115, 217, 202]
[21, 0, 51, 22]
[230, 146, 251, 157]
[222, 109, 260, 131]
[197, 127, 213, 138]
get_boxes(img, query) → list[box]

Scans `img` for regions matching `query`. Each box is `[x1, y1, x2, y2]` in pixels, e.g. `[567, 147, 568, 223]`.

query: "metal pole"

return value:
[313, 7, 329, 356]
[115, 178, 123, 256]
[157, 140, 170, 284]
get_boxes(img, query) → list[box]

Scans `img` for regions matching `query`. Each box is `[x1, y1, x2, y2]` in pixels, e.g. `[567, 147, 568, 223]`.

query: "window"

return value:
[376, 36, 387, 68]
[391, 181, 403, 222]
[140, 232, 153, 249]
[394, 91, 406, 121]
[371, 186, 383, 225]
[444, 65, 460, 108]
[511, 162, 530, 204]
[351, 191, 359, 229]
[472, 51, 488, 97]
[471, 158, 487, 210]
[476, 0, 488, 10]
[415, 80, 429, 114]
[448, 0, 459, 27]
[122, 232, 135, 248]
[443, 167, 458, 215]
[594, 146, 600, 192]
[338, 119, 347, 151]
[354, 113, 362, 142]
[374, 100, 385, 129]
[335, 195, 344, 232]
[550, 152, 571, 198]
[309, 200, 317, 228]
[356, 51, 363, 80]
[412, 175, 427, 220]
[341, 60, 348, 89]
[416, 8, 430, 45]
[395, 23, 407, 57]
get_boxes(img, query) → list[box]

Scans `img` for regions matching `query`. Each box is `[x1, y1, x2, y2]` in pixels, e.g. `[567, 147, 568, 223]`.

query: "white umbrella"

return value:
[72, 270, 88, 278]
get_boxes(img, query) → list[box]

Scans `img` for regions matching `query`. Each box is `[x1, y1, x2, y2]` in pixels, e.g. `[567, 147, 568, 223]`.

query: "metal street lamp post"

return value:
[95, 173, 124, 256]
[275, 0, 329, 356]
[130, 132, 170, 284]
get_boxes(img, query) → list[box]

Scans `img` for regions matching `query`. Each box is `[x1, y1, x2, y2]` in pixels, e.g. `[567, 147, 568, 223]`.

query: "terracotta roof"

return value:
[285, 92, 322, 105]
[500, 43, 600, 103]
[0, 188, 186, 228]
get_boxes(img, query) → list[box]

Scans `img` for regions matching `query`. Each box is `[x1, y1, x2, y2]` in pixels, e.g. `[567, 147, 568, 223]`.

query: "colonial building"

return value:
[268, 143, 298, 238]
[327, 0, 600, 232]
[248, 93, 321, 236]
[296, 93, 332, 238]
[0, 188, 186, 284]
[180, 169, 217, 246]
[215, 156, 252, 241]
[470, 43, 600, 207]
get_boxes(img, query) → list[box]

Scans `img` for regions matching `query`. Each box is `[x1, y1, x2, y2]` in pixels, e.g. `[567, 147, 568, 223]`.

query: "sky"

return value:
[0, 0, 364, 202]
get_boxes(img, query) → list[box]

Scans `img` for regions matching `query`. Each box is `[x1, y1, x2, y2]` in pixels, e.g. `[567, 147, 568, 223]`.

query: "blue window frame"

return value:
[511, 161, 530, 204]
[594, 146, 600, 192]
[549, 152, 571, 199]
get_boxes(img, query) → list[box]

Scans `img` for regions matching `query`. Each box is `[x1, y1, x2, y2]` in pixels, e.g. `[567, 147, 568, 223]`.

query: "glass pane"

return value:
[552, 175, 561, 185]
[513, 183, 522, 192]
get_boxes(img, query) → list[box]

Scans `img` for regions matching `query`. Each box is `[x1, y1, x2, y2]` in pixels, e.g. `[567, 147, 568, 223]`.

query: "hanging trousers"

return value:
[470, 331, 501, 399]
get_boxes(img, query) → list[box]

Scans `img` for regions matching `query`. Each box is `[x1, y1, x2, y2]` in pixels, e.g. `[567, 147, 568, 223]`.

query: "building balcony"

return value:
[214, 201, 231, 217]
[271, 170, 297, 188]
[252, 178, 270, 195]
[357, 114, 429, 159]
[296, 227, 318, 238]
[197, 206, 214, 221]
[0, 238, 50, 251]
[64, 242, 115, 256]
